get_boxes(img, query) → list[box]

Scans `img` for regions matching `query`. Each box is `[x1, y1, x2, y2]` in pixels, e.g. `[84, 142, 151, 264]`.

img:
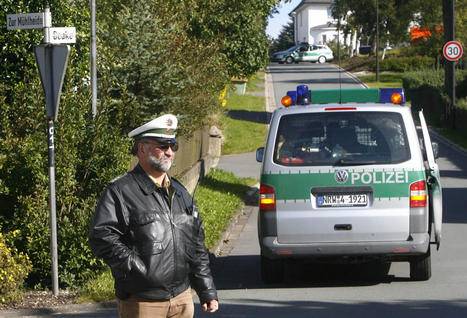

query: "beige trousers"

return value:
[118, 288, 194, 318]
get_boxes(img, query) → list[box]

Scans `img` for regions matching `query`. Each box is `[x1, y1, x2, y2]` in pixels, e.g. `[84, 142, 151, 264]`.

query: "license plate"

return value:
[317, 194, 368, 207]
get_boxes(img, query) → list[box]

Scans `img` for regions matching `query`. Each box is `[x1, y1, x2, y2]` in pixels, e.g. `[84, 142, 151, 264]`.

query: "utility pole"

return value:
[90, 0, 97, 117]
[442, 0, 455, 128]
[375, 0, 380, 82]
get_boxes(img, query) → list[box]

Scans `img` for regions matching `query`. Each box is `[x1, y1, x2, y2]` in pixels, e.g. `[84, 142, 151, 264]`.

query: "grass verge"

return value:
[78, 169, 255, 302]
[356, 72, 404, 88]
[221, 72, 268, 155]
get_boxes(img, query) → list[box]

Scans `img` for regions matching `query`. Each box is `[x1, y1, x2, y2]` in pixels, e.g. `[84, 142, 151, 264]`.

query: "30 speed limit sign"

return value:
[443, 41, 464, 62]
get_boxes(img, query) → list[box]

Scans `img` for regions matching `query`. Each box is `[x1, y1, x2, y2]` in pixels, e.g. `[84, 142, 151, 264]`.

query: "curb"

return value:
[333, 64, 368, 88]
[211, 183, 259, 256]
[264, 69, 276, 113]
[0, 301, 116, 318]
[428, 127, 467, 157]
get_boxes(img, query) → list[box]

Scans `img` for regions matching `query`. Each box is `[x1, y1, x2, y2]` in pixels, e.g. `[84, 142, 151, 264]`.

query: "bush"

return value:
[402, 69, 445, 90]
[458, 98, 467, 110]
[0, 230, 32, 304]
[371, 56, 435, 72]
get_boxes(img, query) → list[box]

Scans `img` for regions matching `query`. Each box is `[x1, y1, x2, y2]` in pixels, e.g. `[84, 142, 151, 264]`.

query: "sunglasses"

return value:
[144, 141, 179, 152]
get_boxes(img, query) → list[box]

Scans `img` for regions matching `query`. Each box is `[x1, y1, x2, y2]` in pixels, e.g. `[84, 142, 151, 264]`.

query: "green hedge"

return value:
[402, 69, 467, 128]
[370, 56, 435, 72]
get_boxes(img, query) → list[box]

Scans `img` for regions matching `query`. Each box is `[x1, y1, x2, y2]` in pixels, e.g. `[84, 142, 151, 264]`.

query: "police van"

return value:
[256, 85, 442, 283]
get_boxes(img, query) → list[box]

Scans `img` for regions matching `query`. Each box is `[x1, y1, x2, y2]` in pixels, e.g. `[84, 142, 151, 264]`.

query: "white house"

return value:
[290, 0, 358, 53]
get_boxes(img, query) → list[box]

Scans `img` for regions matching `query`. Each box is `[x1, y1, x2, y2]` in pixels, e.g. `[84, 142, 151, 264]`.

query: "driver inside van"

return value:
[323, 123, 365, 158]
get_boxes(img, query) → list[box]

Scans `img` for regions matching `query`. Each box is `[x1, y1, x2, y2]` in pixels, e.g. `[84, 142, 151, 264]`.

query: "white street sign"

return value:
[6, 12, 51, 30]
[47, 27, 76, 44]
[443, 41, 464, 62]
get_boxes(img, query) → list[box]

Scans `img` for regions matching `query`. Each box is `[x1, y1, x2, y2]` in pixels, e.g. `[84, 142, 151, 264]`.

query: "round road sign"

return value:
[443, 41, 464, 62]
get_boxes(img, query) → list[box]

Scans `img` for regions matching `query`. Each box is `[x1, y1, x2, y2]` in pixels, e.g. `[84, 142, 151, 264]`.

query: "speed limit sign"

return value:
[443, 41, 464, 62]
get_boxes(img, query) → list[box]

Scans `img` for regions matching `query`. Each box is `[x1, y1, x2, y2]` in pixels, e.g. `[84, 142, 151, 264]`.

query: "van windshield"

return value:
[273, 111, 411, 166]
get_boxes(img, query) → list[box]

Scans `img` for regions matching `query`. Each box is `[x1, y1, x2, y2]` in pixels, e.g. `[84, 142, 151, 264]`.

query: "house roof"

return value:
[290, 0, 333, 16]
[310, 22, 337, 30]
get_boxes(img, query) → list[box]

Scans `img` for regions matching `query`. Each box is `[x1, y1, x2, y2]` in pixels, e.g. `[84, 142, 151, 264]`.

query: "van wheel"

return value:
[261, 255, 284, 284]
[285, 56, 294, 64]
[410, 247, 431, 281]
[318, 56, 326, 64]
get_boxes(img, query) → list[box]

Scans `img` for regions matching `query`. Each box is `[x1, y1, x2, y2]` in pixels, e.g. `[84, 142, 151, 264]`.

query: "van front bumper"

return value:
[260, 233, 430, 260]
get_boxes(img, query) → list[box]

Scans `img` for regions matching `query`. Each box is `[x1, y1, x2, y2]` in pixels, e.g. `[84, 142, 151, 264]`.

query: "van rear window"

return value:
[273, 112, 411, 166]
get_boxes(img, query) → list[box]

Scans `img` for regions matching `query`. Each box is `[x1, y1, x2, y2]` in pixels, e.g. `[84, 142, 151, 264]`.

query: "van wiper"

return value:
[333, 158, 378, 166]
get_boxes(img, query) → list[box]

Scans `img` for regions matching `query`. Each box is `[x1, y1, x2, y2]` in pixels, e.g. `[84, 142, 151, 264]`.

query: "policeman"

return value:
[89, 114, 219, 318]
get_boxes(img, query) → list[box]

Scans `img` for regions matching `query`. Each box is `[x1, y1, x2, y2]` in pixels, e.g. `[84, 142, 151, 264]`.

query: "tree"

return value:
[331, 0, 426, 50]
[189, 0, 279, 78]
[269, 20, 295, 54]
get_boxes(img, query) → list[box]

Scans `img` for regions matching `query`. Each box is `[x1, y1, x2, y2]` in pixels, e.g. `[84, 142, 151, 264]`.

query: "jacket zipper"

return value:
[168, 190, 176, 297]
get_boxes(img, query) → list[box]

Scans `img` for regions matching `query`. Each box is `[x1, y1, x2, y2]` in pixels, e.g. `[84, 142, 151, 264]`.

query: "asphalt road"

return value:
[5, 63, 467, 317]
[213, 63, 467, 318]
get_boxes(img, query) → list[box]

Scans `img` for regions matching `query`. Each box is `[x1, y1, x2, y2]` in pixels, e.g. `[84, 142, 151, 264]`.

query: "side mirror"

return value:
[256, 147, 264, 163]
[432, 142, 439, 160]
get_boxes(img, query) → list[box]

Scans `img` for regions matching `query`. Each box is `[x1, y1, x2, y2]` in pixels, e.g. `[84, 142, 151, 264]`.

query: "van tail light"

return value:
[259, 184, 276, 211]
[410, 180, 427, 208]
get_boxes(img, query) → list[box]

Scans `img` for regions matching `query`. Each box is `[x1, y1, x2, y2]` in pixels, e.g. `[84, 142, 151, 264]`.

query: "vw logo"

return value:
[335, 170, 349, 184]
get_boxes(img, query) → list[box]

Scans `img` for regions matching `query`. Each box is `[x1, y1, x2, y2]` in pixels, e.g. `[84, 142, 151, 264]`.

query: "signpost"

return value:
[6, 12, 51, 30]
[443, 41, 464, 62]
[6, 5, 75, 297]
[47, 27, 76, 44]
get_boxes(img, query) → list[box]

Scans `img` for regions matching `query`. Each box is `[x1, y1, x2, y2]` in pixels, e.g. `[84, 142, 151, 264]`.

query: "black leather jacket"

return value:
[89, 164, 217, 303]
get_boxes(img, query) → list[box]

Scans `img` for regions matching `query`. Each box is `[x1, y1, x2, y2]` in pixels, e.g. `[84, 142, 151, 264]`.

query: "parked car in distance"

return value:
[271, 44, 334, 64]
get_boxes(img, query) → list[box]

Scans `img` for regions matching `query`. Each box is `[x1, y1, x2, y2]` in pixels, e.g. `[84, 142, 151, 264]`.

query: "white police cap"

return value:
[128, 114, 178, 139]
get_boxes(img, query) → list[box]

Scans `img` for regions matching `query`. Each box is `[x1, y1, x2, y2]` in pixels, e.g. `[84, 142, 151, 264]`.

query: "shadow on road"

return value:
[195, 298, 467, 318]
[212, 255, 410, 291]
[432, 134, 467, 224]
[277, 78, 359, 85]
[441, 188, 467, 224]
[226, 110, 272, 124]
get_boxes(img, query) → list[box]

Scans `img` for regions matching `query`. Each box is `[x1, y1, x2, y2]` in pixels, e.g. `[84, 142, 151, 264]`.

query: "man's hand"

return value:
[202, 299, 219, 313]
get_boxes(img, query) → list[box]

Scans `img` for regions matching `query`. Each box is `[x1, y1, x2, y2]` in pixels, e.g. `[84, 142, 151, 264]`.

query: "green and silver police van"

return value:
[256, 85, 442, 283]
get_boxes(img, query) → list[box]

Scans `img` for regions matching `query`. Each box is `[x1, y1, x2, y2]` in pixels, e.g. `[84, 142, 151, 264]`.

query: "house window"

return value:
[322, 35, 327, 43]
[300, 12, 303, 26]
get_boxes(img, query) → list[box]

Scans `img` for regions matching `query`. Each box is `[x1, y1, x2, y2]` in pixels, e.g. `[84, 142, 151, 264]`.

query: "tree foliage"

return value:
[332, 0, 419, 48]
[189, 0, 278, 78]
[269, 20, 295, 54]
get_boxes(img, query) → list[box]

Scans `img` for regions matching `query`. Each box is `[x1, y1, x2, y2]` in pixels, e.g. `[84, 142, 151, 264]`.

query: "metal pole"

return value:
[443, 0, 456, 128]
[91, 0, 97, 117]
[43, 4, 59, 296]
[375, 0, 380, 82]
[47, 119, 59, 296]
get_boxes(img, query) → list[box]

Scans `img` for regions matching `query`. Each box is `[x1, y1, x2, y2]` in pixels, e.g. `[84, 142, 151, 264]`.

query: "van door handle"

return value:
[334, 224, 352, 231]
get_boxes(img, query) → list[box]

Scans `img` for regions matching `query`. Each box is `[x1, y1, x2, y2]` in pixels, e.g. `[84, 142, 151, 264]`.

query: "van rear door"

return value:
[419, 111, 442, 248]
[270, 111, 416, 244]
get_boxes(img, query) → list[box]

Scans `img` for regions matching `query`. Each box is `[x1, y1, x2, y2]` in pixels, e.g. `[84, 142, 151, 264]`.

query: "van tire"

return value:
[410, 248, 431, 281]
[261, 255, 284, 284]
[318, 56, 326, 64]
[285, 56, 294, 64]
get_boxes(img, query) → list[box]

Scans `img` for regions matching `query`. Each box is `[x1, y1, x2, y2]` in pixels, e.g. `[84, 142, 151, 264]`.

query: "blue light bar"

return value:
[379, 88, 405, 105]
[296, 85, 310, 105]
[286, 90, 297, 105]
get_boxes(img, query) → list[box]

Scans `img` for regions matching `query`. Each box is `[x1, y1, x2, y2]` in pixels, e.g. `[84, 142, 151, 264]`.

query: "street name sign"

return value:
[34, 45, 71, 120]
[47, 27, 76, 44]
[443, 41, 464, 62]
[6, 12, 51, 30]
